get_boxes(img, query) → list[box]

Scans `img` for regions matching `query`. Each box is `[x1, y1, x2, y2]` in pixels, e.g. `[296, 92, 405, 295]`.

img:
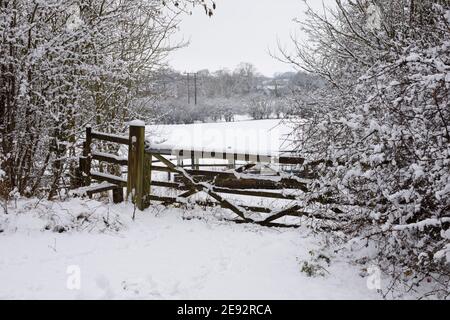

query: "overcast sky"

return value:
[168, 0, 335, 77]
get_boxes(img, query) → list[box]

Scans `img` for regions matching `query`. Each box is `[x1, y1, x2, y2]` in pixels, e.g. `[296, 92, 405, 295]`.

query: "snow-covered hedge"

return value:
[286, 1, 450, 297]
[0, 197, 128, 234]
[0, 0, 211, 199]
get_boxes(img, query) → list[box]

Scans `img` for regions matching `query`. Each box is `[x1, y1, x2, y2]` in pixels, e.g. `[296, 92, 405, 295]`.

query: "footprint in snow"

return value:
[121, 276, 161, 298]
[95, 275, 114, 299]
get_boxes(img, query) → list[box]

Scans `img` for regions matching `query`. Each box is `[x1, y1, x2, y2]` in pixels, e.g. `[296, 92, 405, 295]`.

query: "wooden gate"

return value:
[76, 121, 318, 228]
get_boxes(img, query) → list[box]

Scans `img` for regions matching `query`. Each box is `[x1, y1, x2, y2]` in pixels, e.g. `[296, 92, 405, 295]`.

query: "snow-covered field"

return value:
[147, 119, 295, 155]
[0, 198, 388, 300]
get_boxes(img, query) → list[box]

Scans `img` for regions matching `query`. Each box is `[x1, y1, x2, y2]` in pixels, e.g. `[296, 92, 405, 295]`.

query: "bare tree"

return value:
[0, 0, 214, 199]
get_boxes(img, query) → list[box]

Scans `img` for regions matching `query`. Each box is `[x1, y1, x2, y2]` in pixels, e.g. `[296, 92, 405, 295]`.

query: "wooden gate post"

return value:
[127, 120, 146, 210]
[81, 125, 92, 186]
[144, 153, 151, 206]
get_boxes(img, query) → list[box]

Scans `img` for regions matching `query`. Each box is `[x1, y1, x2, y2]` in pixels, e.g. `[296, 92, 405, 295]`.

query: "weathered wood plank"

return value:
[91, 172, 127, 187]
[263, 205, 303, 223]
[147, 195, 272, 214]
[151, 180, 184, 188]
[228, 218, 300, 229]
[209, 187, 298, 200]
[112, 187, 124, 203]
[92, 151, 128, 166]
[174, 172, 308, 191]
[143, 153, 152, 207]
[87, 184, 118, 197]
[145, 147, 305, 165]
[71, 182, 118, 197]
[235, 163, 257, 173]
[83, 126, 92, 186]
[161, 179, 297, 199]
[151, 165, 175, 173]
[91, 131, 129, 145]
[278, 156, 305, 165]
[149, 179, 297, 200]
[127, 124, 146, 210]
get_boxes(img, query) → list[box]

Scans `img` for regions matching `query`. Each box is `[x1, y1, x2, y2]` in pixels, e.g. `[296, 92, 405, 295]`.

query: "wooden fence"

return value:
[77, 122, 316, 227]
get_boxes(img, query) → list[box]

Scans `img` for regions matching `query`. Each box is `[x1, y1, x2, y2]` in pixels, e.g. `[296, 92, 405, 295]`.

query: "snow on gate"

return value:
[74, 119, 323, 227]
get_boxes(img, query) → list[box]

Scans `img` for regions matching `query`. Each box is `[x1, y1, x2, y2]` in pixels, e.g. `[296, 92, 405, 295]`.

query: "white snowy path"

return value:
[0, 201, 380, 300]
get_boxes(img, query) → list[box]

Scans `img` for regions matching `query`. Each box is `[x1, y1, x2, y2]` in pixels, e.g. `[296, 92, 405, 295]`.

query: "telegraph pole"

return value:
[187, 72, 190, 104]
[186, 72, 198, 105]
[194, 72, 197, 105]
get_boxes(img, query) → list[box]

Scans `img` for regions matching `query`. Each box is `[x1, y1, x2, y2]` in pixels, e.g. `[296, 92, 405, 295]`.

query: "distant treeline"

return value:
[136, 63, 323, 124]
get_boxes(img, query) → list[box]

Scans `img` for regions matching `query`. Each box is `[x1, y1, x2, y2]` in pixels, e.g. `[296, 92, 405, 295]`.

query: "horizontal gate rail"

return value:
[146, 147, 305, 165]
[91, 151, 128, 166]
[151, 165, 308, 191]
[149, 180, 298, 201]
[91, 131, 129, 145]
[90, 171, 127, 187]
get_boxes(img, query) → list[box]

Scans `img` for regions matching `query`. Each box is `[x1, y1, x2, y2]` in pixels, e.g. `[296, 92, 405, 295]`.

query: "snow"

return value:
[0, 198, 384, 299]
[69, 182, 118, 197]
[434, 244, 450, 266]
[90, 171, 127, 184]
[91, 131, 128, 142]
[393, 217, 450, 231]
[366, 3, 382, 30]
[146, 119, 294, 156]
[435, 182, 450, 200]
[129, 120, 146, 127]
[91, 151, 127, 162]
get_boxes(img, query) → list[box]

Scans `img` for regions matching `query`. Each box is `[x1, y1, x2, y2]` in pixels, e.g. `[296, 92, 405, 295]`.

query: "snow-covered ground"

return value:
[0, 119, 427, 299]
[0, 198, 384, 300]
